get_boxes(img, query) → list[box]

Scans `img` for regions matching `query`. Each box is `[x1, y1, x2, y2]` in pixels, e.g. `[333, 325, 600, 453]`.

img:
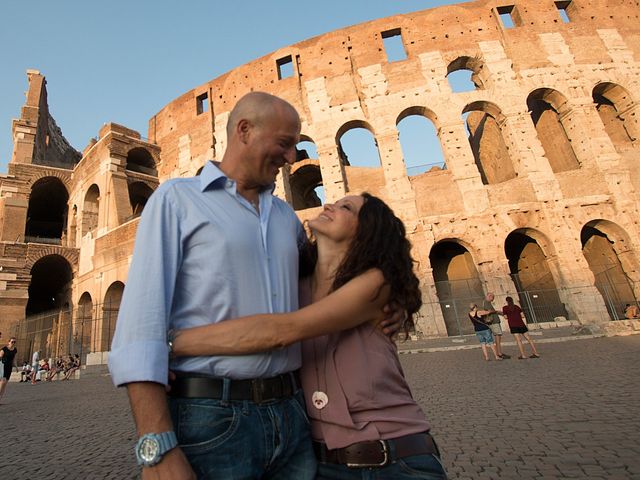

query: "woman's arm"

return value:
[172, 268, 388, 357]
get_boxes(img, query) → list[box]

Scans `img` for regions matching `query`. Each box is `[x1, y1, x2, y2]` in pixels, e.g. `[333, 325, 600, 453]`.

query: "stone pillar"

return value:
[315, 140, 346, 203]
[438, 122, 490, 215]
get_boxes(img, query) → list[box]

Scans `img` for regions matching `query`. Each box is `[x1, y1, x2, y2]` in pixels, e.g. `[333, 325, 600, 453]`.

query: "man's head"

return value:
[486, 292, 495, 302]
[224, 92, 301, 188]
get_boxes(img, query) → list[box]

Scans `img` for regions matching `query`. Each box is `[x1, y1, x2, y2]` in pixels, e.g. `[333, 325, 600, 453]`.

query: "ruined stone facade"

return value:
[1, 0, 639, 363]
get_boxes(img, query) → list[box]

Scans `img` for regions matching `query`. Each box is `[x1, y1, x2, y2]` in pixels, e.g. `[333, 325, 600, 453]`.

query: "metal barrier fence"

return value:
[12, 301, 119, 366]
[8, 274, 639, 362]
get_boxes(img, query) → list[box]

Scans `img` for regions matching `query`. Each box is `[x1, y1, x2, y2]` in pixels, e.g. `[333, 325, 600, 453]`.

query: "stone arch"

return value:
[126, 147, 157, 175]
[462, 102, 516, 184]
[336, 120, 381, 167]
[25, 176, 69, 242]
[128, 181, 155, 217]
[592, 82, 637, 151]
[581, 219, 639, 320]
[102, 281, 125, 351]
[527, 88, 580, 173]
[82, 184, 100, 236]
[504, 228, 567, 322]
[75, 292, 93, 359]
[296, 135, 319, 161]
[396, 107, 445, 175]
[429, 239, 484, 336]
[289, 162, 323, 210]
[446, 55, 486, 92]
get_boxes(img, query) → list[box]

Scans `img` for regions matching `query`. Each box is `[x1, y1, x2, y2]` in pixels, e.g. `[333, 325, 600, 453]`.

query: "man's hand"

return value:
[142, 448, 196, 480]
[378, 300, 408, 337]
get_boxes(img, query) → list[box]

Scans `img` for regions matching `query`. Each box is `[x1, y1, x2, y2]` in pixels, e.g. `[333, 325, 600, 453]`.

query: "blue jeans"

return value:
[317, 453, 447, 479]
[168, 389, 316, 479]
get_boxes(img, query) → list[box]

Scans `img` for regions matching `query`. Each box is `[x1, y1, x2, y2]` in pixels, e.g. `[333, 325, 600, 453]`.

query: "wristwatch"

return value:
[135, 431, 178, 467]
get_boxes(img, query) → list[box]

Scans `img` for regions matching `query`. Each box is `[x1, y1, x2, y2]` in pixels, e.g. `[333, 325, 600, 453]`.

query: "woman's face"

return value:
[309, 195, 364, 243]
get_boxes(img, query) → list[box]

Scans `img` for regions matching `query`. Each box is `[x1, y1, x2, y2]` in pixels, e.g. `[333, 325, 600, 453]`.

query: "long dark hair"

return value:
[300, 193, 422, 336]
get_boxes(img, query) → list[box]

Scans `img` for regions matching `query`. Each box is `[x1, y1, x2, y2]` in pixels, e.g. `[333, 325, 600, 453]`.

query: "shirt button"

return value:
[272, 293, 277, 297]
[225, 180, 233, 188]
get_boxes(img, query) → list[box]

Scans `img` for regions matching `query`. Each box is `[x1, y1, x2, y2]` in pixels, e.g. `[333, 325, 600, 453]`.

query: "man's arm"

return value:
[127, 382, 195, 480]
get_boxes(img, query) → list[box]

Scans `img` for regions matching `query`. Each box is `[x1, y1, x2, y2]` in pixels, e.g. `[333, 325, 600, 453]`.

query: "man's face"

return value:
[486, 293, 494, 302]
[245, 106, 300, 187]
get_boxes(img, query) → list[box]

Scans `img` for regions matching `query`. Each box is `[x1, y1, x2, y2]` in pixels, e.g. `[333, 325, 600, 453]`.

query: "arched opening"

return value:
[290, 163, 323, 210]
[527, 88, 580, 173]
[581, 222, 638, 320]
[128, 182, 155, 218]
[25, 177, 69, 243]
[102, 281, 124, 351]
[126, 147, 157, 176]
[463, 102, 516, 184]
[336, 121, 381, 168]
[593, 82, 637, 152]
[429, 241, 484, 336]
[25, 255, 73, 360]
[76, 292, 93, 361]
[396, 107, 446, 175]
[82, 184, 100, 236]
[504, 230, 567, 323]
[296, 136, 319, 161]
[447, 56, 485, 93]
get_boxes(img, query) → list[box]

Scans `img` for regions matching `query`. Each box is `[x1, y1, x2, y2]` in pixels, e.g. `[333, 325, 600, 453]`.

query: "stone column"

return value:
[315, 140, 347, 204]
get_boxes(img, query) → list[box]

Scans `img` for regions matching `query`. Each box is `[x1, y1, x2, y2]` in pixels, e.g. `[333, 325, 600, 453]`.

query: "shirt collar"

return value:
[199, 160, 276, 194]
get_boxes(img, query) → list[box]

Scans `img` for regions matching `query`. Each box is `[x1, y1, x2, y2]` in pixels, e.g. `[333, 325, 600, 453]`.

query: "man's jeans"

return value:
[168, 389, 316, 479]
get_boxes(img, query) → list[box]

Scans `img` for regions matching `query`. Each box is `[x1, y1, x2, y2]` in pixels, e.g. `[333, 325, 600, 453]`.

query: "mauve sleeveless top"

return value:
[300, 322, 431, 450]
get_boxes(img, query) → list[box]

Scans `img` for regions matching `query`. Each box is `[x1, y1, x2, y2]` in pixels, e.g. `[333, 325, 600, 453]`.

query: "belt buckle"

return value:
[251, 379, 265, 403]
[346, 440, 389, 468]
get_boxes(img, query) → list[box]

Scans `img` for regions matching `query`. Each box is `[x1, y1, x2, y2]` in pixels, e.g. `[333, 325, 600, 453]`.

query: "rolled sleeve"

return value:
[108, 183, 182, 387]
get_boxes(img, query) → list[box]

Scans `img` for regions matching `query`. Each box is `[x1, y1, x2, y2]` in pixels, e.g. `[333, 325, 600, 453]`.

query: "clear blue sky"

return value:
[0, 0, 464, 174]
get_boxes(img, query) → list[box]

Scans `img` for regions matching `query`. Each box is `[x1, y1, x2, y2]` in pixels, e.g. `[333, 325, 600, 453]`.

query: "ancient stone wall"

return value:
[1, 0, 639, 359]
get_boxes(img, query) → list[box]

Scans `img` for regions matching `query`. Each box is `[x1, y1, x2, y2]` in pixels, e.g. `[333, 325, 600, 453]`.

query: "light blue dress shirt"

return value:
[108, 161, 305, 386]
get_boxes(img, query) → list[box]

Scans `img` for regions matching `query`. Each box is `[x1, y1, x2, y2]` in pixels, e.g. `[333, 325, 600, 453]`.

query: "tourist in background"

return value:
[482, 293, 510, 359]
[502, 296, 540, 359]
[0, 337, 18, 402]
[469, 304, 501, 361]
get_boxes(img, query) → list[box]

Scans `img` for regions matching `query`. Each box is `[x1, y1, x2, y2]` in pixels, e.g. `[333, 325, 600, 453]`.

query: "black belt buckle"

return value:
[347, 440, 389, 468]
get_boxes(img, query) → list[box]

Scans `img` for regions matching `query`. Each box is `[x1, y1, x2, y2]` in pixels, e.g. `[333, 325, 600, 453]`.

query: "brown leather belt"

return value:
[168, 371, 299, 404]
[314, 432, 439, 468]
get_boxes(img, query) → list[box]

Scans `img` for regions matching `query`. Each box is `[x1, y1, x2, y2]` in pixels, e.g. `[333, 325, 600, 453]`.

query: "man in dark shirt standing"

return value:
[482, 293, 510, 359]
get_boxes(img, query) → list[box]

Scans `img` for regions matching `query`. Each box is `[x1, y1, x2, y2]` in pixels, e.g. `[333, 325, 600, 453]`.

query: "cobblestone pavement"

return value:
[1, 335, 638, 479]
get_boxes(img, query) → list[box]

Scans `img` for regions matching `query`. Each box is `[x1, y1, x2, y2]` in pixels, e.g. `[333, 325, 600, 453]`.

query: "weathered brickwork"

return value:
[0, 0, 639, 361]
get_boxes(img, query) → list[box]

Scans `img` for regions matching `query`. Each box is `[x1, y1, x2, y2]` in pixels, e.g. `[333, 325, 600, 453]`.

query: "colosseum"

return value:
[1, 0, 639, 365]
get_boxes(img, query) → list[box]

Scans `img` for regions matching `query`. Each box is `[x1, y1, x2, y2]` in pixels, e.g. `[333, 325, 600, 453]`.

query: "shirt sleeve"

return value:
[108, 183, 183, 387]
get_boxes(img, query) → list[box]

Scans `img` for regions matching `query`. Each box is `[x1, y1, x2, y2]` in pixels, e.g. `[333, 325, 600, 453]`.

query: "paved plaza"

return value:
[1, 334, 638, 479]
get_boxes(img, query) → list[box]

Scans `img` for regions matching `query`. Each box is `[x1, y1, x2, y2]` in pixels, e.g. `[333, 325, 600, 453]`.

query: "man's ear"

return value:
[236, 119, 252, 144]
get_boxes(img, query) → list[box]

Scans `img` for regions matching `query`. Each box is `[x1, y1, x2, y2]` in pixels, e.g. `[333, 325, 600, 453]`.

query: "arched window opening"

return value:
[76, 292, 93, 360]
[126, 147, 157, 176]
[527, 89, 579, 173]
[25, 255, 73, 360]
[128, 182, 155, 218]
[296, 137, 319, 161]
[581, 223, 638, 320]
[289, 163, 323, 210]
[25, 177, 69, 243]
[447, 56, 485, 92]
[396, 110, 445, 176]
[336, 122, 381, 168]
[82, 184, 100, 236]
[593, 83, 636, 152]
[429, 241, 484, 336]
[463, 102, 516, 185]
[102, 281, 125, 351]
[504, 230, 567, 323]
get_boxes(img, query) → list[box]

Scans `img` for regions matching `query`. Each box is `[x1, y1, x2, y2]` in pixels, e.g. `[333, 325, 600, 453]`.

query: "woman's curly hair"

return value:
[300, 193, 422, 336]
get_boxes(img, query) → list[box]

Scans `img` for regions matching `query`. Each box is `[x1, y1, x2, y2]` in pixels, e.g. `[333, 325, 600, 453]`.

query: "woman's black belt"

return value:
[168, 371, 299, 404]
[314, 432, 439, 468]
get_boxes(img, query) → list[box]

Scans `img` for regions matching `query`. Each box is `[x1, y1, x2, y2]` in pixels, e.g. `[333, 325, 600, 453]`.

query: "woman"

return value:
[469, 304, 501, 361]
[172, 193, 446, 479]
[502, 296, 540, 359]
[0, 337, 18, 402]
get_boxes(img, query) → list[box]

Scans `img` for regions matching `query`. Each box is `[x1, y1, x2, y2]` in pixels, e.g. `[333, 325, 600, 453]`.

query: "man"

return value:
[111, 92, 343, 479]
[481, 293, 510, 359]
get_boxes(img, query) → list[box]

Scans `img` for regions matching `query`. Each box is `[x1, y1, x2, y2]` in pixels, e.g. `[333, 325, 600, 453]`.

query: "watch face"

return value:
[139, 438, 160, 462]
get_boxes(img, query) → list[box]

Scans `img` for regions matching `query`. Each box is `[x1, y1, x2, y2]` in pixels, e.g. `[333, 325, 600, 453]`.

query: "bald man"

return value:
[110, 93, 315, 479]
